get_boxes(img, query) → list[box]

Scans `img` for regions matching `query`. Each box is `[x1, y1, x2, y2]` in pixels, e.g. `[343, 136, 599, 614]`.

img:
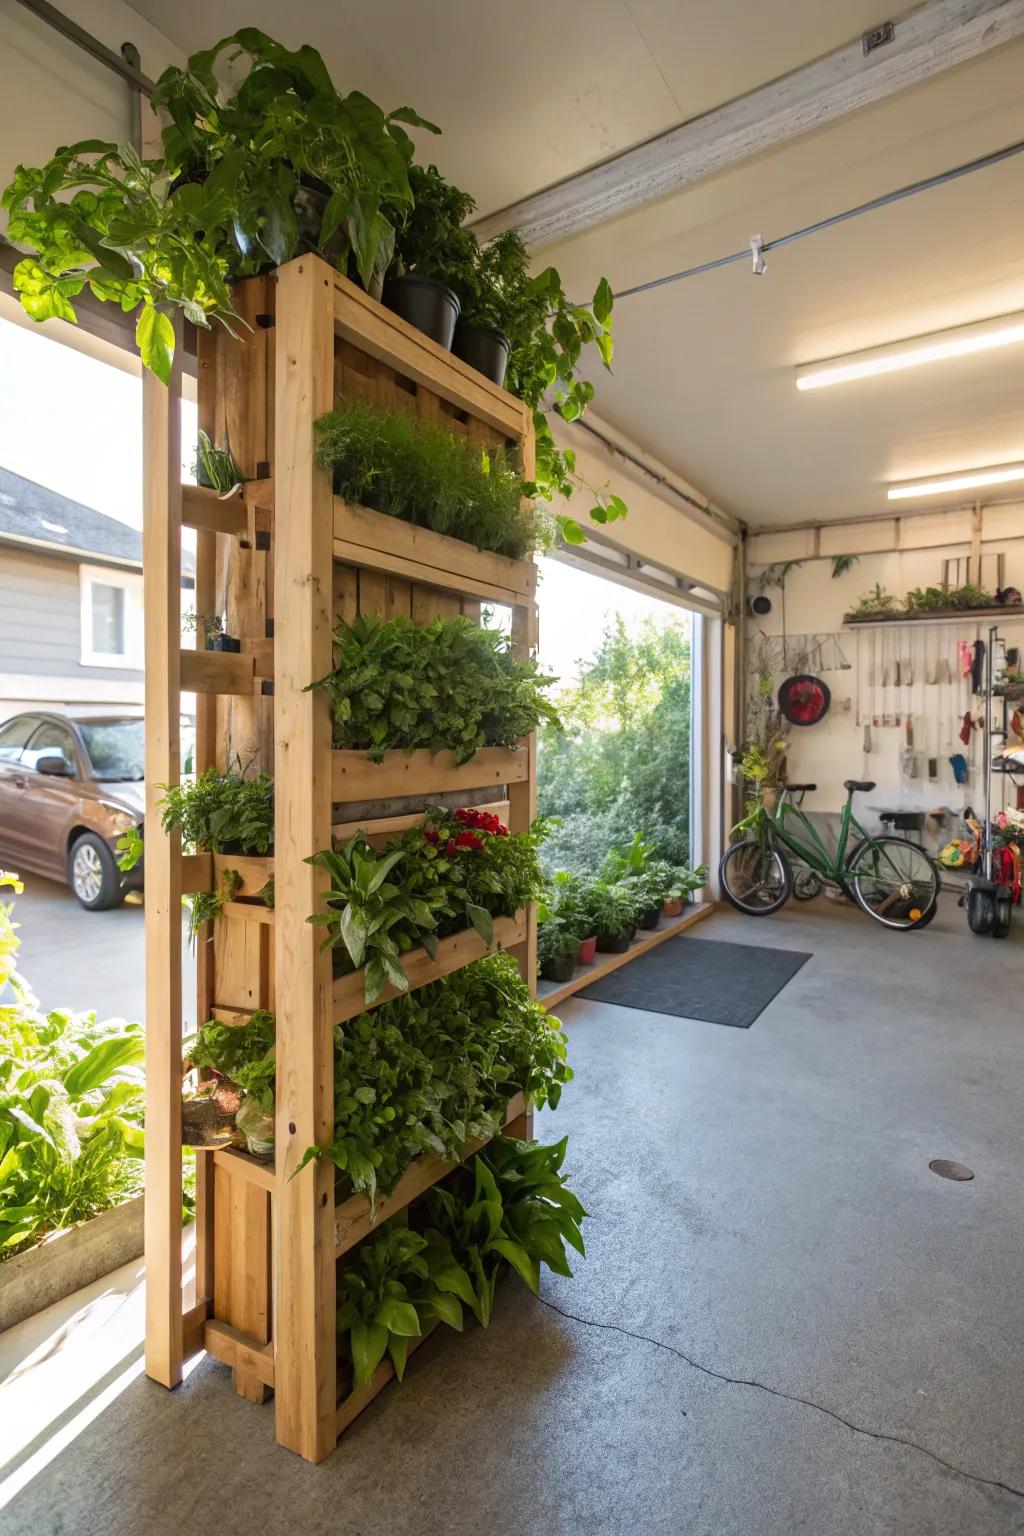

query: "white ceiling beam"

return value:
[471, 0, 1024, 247]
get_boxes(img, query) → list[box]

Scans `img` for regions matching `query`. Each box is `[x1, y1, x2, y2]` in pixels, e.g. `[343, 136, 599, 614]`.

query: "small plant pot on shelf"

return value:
[207, 633, 241, 652]
[662, 897, 684, 918]
[577, 935, 597, 965]
[639, 906, 661, 931]
[596, 929, 632, 954]
[453, 324, 510, 386]
[383, 275, 460, 350]
[540, 952, 577, 984]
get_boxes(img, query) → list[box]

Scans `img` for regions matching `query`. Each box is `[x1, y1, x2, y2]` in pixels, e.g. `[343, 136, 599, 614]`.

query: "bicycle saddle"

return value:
[843, 779, 876, 793]
[785, 783, 817, 792]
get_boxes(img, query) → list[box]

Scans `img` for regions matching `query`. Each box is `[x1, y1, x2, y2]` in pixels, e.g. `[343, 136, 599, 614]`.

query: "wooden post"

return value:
[508, 418, 538, 996]
[273, 257, 338, 1462]
[143, 320, 184, 1388]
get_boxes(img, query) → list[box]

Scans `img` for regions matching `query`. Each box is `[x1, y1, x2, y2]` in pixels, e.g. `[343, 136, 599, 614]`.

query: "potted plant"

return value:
[583, 881, 636, 954]
[537, 917, 581, 984]
[543, 871, 598, 964]
[663, 864, 708, 917]
[385, 163, 475, 348]
[2, 30, 439, 381]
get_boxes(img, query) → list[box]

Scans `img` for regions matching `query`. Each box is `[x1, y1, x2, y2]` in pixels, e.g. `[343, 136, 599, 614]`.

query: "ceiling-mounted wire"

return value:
[612, 135, 1024, 302]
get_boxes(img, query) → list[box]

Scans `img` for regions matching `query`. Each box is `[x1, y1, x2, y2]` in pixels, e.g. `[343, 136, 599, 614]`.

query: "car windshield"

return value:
[78, 720, 145, 782]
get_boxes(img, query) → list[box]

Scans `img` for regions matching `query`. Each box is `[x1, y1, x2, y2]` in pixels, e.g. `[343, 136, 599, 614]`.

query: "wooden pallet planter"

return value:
[144, 255, 539, 1461]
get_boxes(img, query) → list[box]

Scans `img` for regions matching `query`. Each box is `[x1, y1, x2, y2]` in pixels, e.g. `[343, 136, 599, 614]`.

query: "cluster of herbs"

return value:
[312, 613, 561, 763]
[538, 835, 706, 972]
[337, 1135, 585, 1389]
[0, 874, 145, 1259]
[308, 807, 547, 1002]
[159, 764, 275, 854]
[315, 401, 545, 560]
[193, 953, 571, 1204]
[849, 581, 995, 619]
[2, 30, 438, 379]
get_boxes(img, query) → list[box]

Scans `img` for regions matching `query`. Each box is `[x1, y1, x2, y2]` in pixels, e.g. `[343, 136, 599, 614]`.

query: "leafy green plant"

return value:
[904, 582, 993, 612]
[311, 613, 561, 763]
[297, 953, 571, 1207]
[848, 582, 901, 619]
[182, 609, 225, 643]
[390, 161, 478, 290]
[115, 825, 144, 874]
[831, 555, 859, 578]
[160, 765, 274, 854]
[337, 1224, 465, 1390]
[307, 836, 445, 1001]
[3, 30, 438, 378]
[0, 876, 145, 1258]
[579, 879, 636, 942]
[601, 830, 659, 882]
[186, 868, 241, 941]
[315, 401, 544, 559]
[189, 1010, 276, 1114]
[423, 1134, 586, 1325]
[193, 431, 241, 495]
[537, 915, 584, 970]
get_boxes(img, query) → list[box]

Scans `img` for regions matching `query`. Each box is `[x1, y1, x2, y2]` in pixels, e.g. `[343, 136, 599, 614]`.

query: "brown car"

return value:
[0, 711, 145, 910]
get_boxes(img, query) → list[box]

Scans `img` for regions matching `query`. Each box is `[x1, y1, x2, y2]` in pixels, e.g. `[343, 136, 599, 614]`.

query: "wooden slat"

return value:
[332, 745, 528, 801]
[182, 1299, 210, 1360]
[332, 799, 509, 842]
[143, 317, 185, 1390]
[332, 268, 526, 439]
[211, 854, 274, 899]
[204, 1319, 276, 1388]
[273, 256, 338, 1463]
[182, 483, 246, 538]
[213, 1146, 276, 1194]
[180, 852, 213, 895]
[334, 501, 534, 605]
[333, 913, 526, 1022]
[211, 1159, 273, 1401]
[219, 899, 275, 925]
[538, 902, 715, 1008]
[181, 650, 256, 696]
[334, 1093, 526, 1258]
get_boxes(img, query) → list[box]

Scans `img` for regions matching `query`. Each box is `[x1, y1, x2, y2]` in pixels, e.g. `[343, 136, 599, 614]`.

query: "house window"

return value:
[80, 564, 142, 668]
[91, 582, 125, 655]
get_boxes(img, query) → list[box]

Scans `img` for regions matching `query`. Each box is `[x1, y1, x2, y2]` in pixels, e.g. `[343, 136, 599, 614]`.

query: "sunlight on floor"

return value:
[0, 1228, 196, 1511]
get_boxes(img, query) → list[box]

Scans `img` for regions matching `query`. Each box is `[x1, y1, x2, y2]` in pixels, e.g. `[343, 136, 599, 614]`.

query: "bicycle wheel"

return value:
[847, 837, 939, 930]
[719, 840, 792, 916]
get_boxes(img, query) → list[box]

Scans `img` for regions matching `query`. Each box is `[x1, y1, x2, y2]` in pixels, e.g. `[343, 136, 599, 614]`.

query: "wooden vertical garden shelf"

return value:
[143, 255, 539, 1461]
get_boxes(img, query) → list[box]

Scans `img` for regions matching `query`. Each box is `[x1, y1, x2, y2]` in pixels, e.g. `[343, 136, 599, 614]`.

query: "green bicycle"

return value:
[720, 778, 940, 930]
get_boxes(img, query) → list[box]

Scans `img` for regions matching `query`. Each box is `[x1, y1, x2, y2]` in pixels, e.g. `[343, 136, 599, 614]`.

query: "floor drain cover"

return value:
[929, 1159, 974, 1181]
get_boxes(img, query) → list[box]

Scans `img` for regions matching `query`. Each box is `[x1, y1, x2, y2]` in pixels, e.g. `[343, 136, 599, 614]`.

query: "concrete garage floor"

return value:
[3, 896, 1024, 1535]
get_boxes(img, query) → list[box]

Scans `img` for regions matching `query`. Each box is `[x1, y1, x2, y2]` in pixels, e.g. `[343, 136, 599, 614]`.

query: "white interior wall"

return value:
[746, 518, 1024, 838]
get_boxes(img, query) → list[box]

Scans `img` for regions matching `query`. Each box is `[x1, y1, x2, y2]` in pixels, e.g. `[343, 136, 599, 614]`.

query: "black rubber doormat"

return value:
[578, 936, 812, 1028]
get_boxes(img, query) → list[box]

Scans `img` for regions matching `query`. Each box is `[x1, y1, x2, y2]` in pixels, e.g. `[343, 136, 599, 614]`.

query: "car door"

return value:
[0, 714, 40, 866]
[19, 719, 83, 879]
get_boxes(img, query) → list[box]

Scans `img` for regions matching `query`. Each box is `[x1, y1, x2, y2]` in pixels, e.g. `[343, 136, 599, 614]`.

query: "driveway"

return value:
[7, 871, 197, 1029]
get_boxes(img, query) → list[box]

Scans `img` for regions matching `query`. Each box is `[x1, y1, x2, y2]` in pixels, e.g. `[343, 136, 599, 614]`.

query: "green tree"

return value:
[537, 614, 691, 874]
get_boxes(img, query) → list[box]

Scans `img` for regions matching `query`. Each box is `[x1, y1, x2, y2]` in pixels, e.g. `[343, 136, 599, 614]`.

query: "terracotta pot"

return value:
[662, 897, 683, 918]
[577, 935, 597, 965]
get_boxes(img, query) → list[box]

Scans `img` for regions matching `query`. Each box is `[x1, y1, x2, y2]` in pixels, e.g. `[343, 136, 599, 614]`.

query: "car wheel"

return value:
[68, 832, 124, 911]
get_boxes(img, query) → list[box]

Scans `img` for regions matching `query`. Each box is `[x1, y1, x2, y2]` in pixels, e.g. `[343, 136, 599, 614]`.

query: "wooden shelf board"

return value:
[332, 799, 509, 844]
[210, 1145, 277, 1195]
[333, 500, 535, 606]
[843, 608, 1024, 628]
[332, 745, 528, 802]
[211, 853, 273, 900]
[334, 1092, 527, 1260]
[332, 270, 527, 441]
[332, 912, 527, 1022]
[538, 901, 715, 1009]
[180, 852, 212, 895]
[180, 650, 256, 696]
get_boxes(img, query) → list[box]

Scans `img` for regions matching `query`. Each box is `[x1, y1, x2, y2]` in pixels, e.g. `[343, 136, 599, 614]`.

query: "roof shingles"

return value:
[0, 466, 194, 573]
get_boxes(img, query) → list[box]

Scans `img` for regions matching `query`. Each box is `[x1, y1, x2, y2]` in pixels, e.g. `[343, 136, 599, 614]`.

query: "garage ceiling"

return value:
[122, 0, 1024, 527]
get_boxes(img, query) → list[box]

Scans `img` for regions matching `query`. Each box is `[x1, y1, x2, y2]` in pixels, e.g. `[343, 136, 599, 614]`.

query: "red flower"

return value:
[445, 838, 457, 856]
[424, 824, 439, 844]
[455, 831, 485, 852]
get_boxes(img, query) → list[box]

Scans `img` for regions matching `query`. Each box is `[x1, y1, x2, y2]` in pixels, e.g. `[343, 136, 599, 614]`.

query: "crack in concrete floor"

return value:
[538, 1297, 1024, 1508]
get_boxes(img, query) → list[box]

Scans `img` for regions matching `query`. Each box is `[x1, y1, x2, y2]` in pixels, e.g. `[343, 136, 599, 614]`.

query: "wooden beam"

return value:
[273, 257, 338, 1464]
[143, 317, 185, 1390]
[471, 0, 1024, 246]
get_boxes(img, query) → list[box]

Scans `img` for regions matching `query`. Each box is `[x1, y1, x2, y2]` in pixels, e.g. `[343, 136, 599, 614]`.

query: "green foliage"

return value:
[315, 401, 543, 559]
[189, 1011, 276, 1114]
[536, 914, 583, 967]
[193, 431, 241, 495]
[308, 808, 546, 1002]
[3, 32, 438, 372]
[181, 609, 224, 643]
[312, 613, 561, 763]
[536, 613, 690, 875]
[115, 825, 144, 874]
[391, 162, 477, 288]
[297, 953, 571, 1207]
[0, 878, 144, 1258]
[159, 765, 274, 854]
[337, 1224, 464, 1389]
[848, 583, 902, 618]
[904, 582, 993, 612]
[831, 554, 859, 578]
[185, 869, 241, 942]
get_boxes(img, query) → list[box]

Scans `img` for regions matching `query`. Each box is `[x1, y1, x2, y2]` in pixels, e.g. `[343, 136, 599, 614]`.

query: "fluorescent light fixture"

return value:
[888, 462, 1024, 501]
[796, 312, 1024, 391]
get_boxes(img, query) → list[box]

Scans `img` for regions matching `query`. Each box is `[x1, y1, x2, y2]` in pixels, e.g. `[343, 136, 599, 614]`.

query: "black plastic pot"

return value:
[540, 952, 577, 984]
[639, 906, 661, 931]
[207, 633, 241, 653]
[293, 179, 347, 263]
[383, 275, 460, 350]
[453, 324, 510, 387]
[596, 929, 631, 954]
